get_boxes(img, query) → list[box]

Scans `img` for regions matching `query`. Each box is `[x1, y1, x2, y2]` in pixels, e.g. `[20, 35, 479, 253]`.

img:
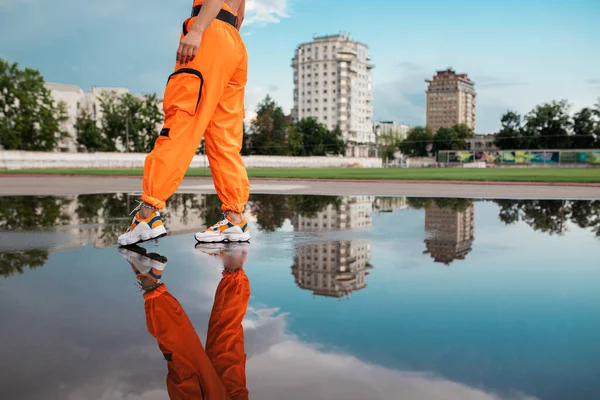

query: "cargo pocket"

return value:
[163, 68, 204, 117]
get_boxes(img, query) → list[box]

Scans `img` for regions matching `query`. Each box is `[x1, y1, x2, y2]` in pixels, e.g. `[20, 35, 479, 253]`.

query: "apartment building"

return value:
[425, 68, 476, 134]
[291, 34, 376, 157]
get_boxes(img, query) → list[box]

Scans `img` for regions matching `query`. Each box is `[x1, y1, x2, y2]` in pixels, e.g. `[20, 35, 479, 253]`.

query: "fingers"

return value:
[176, 42, 198, 65]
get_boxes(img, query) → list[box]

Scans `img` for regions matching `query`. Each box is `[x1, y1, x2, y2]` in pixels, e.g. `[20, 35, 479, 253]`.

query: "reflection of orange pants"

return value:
[144, 270, 250, 400]
[142, 0, 250, 213]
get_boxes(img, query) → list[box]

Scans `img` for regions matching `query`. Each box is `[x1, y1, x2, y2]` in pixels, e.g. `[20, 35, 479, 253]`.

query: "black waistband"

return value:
[191, 5, 237, 28]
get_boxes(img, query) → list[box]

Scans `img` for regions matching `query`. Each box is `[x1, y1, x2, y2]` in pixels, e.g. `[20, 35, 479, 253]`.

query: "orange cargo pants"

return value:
[142, 0, 250, 213]
[144, 269, 250, 400]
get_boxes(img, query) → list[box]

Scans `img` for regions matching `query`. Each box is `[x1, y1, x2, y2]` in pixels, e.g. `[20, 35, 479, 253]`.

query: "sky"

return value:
[1, 0, 599, 133]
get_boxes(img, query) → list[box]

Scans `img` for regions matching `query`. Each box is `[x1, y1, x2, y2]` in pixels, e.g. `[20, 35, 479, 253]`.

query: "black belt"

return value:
[190, 5, 237, 28]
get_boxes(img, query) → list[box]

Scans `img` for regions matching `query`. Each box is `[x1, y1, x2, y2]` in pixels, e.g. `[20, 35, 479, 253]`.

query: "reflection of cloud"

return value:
[247, 335, 539, 400]
[0, 242, 540, 400]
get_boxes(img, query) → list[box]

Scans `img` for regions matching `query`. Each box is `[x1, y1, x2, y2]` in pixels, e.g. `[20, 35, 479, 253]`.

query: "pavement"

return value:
[2, 175, 600, 199]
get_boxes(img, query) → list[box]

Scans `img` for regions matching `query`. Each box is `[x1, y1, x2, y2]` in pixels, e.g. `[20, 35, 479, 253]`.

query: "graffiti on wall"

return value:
[441, 150, 599, 164]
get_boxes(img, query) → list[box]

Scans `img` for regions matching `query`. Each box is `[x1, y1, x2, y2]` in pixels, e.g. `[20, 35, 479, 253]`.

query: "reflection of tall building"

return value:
[290, 196, 375, 299]
[423, 202, 475, 265]
[291, 196, 374, 232]
[292, 240, 373, 299]
[374, 197, 408, 213]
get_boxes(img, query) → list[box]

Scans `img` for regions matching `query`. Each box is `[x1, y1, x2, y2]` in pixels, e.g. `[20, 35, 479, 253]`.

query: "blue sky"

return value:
[1, 0, 599, 132]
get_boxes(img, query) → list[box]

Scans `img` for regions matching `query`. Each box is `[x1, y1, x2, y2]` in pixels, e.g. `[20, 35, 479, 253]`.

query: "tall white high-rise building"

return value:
[291, 33, 375, 157]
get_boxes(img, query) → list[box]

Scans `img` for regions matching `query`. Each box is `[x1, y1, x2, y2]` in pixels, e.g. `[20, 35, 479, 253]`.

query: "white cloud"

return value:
[245, 0, 290, 25]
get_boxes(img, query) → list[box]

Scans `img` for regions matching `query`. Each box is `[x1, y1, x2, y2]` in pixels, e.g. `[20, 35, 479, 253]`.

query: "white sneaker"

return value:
[194, 214, 250, 243]
[118, 211, 167, 246]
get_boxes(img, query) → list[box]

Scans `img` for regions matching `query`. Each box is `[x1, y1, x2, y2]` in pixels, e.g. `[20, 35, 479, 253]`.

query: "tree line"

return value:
[244, 95, 345, 156]
[0, 59, 346, 156]
[0, 59, 69, 151]
[381, 99, 600, 159]
[494, 100, 600, 150]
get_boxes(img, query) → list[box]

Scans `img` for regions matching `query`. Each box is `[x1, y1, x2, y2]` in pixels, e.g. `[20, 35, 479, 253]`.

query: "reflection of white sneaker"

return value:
[117, 212, 167, 246]
[118, 245, 167, 283]
[195, 242, 250, 257]
[194, 214, 250, 243]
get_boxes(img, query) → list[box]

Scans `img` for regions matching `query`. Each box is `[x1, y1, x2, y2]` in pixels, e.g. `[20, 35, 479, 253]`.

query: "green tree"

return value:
[120, 93, 145, 152]
[0, 58, 67, 151]
[0, 196, 72, 230]
[288, 195, 341, 218]
[325, 125, 346, 156]
[288, 118, 345, 156]
[241, 123, 251, 155]
[399, 126, 432, 157]
[250, 95, 288, 155]
[406, 197, 433, 209]
[377, 131, 402, 163]
[287, 123, 304, 156]
[98, 90, 125, 152]
[141, 93, 164, 152]
[523, 100, 572, 149]
[495, 111, 525, 150]
[0, 250, 49, 278]
[432, 124, 472, 154]
[74, 104, 103, 152]
[249, 194, 289, 232]
[572, 107, 598, 149]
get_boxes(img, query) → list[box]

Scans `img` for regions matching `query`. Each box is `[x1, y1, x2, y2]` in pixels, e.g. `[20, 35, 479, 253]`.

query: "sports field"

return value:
[2, 167, 600, 183]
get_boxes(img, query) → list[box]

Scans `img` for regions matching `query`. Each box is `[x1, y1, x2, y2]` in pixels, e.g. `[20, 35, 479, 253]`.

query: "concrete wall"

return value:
[0, 150, 382, 170]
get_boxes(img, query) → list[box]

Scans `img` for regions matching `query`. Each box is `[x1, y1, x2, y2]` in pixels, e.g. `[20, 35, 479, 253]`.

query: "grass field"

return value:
[2, 167, 600, 183]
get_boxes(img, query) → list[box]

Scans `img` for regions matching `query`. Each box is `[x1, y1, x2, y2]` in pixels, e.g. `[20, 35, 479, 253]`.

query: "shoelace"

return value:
[210, 211, 233, 230]
[129, 200, 159, 216]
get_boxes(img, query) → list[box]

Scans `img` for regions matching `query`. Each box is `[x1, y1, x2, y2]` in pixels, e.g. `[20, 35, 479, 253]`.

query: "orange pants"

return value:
[142, 0, 250, 213]
[144, 270, 250, 400]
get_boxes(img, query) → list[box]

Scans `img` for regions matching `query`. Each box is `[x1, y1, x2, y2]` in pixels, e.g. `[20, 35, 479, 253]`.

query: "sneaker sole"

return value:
[118, 226, 168, 246]
[194, 232, 250, 243]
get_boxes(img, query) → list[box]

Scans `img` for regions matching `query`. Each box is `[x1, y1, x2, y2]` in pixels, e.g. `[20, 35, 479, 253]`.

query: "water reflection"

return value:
[121, 243, 250, 400]
[290, 196, 375, 299]
[1, 194, 599, 399]
[2, 194, 600, 280]
[424, 201, 475, 265]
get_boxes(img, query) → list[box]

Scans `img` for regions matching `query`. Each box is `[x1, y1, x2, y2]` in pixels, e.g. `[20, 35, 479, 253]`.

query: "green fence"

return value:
[437, 150, 600, 165]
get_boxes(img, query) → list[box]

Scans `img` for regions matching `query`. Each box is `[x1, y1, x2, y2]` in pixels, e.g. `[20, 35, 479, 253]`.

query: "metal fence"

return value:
[437, 150, 600, 165]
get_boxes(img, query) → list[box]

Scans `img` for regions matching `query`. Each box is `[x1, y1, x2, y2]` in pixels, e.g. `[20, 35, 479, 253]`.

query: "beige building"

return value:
[46, 83, 147, 152]
[373, 121, 410, 145]
[425, 68, 476, 134]
[291, 34, 376, 157]
[423, 202, 475, 265]
[290, 195, 375, 299]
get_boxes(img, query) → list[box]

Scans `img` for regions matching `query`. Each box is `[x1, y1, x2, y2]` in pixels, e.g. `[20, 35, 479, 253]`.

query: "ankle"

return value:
[140, 207, 155, 219]
[226, 211, 243, 224]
